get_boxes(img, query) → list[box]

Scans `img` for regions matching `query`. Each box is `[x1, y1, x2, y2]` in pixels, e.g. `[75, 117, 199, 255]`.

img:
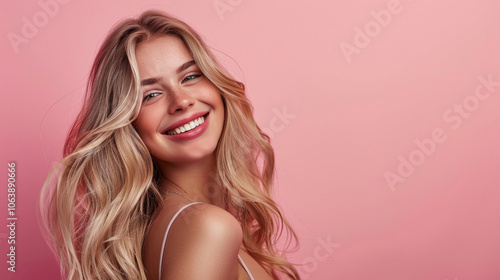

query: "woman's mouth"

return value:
[165, 114, 207, 135]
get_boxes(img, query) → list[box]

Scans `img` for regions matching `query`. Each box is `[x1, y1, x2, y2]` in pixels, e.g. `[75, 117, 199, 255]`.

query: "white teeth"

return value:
[166, 116, 206, 135]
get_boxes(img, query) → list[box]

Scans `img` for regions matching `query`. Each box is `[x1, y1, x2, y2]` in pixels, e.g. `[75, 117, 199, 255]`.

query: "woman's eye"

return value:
[143, 91, 161, 102]
[182, 74, 201, 83]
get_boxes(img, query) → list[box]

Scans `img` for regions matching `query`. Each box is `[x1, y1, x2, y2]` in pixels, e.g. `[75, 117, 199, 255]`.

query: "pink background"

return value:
[1, 0, 500, 279]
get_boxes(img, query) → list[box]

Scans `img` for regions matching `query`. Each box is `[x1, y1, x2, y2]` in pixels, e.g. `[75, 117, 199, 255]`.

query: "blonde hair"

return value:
[41, 10, 299, 279]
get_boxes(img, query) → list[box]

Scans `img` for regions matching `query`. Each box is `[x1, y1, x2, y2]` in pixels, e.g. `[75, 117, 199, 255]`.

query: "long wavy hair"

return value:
[41, 10, 299, 279]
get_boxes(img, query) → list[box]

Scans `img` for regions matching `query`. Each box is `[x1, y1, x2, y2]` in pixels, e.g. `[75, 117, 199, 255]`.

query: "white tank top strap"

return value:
[158, 202, 201, 280]
[238, 254, 256, 280]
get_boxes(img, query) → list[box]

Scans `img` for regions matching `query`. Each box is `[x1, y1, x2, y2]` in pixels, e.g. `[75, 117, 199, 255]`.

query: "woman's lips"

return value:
[163, 111, 208, 133]
[165, 114, 206, 135]
[163, 112, 210, 141]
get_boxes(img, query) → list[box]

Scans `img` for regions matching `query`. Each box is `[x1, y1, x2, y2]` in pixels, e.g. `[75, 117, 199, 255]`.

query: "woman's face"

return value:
[134, 35, 224, 165]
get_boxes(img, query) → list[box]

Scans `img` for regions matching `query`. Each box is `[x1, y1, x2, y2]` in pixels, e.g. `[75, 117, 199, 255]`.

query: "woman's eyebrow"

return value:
[141, 77, 162, 86]
[176, 60, 196, 74]
[140, 60, 196, 86]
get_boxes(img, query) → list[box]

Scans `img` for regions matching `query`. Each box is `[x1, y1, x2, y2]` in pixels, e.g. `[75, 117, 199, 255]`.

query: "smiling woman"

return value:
[40, 10, 299, 280]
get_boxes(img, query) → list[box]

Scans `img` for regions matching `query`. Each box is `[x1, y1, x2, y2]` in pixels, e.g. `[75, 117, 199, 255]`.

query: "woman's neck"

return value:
[156, 155, 223, 207]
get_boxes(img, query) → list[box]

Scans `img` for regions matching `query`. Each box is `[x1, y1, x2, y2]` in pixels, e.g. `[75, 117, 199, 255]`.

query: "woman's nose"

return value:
[167, 87, 195, 114]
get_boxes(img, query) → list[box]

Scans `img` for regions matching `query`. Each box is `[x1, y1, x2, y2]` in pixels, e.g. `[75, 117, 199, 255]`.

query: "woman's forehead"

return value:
[135, 35, 194, 78]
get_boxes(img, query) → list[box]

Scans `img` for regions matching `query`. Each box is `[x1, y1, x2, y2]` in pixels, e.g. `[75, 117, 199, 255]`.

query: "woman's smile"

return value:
[164, 112, 209, 140]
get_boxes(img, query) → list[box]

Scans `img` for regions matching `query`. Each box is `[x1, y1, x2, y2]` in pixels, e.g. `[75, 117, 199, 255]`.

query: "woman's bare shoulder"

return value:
[144, 202, 242, 280]
[166, 202, 242, 242]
